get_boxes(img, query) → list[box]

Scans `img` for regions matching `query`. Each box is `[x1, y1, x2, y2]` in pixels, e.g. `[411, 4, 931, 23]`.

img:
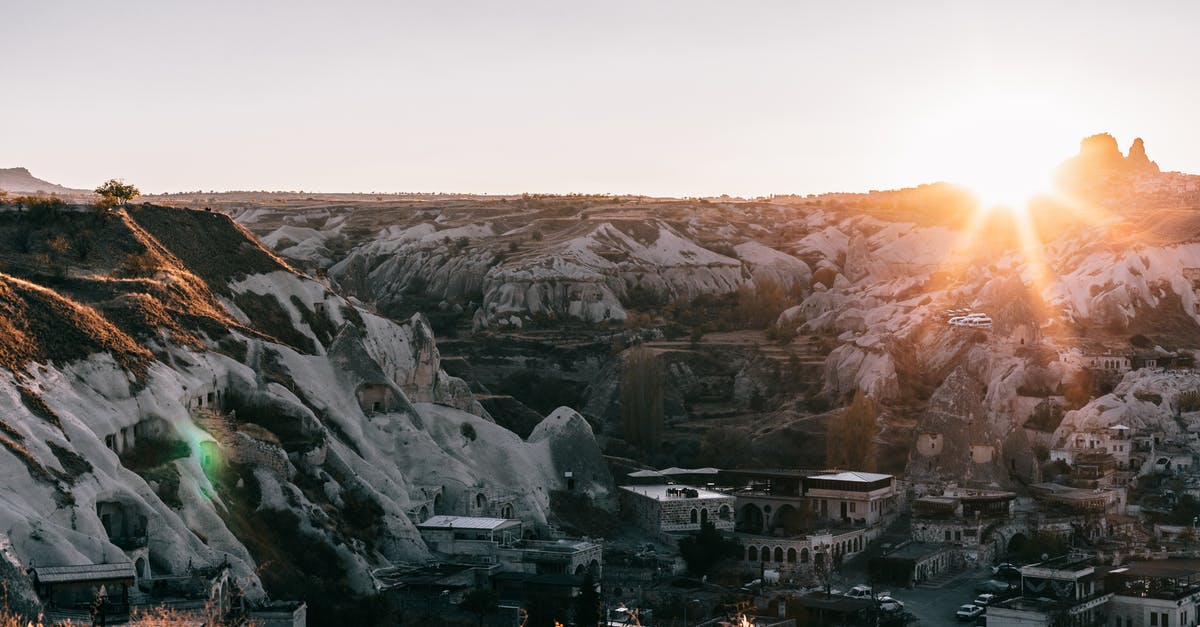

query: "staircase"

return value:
[915, 566, 963, 589]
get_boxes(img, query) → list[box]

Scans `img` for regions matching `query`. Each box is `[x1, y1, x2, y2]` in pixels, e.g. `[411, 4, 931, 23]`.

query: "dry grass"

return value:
[0, 273, 152, 376]
[0, 604, 252, 626]
[126, 204, 297, 294]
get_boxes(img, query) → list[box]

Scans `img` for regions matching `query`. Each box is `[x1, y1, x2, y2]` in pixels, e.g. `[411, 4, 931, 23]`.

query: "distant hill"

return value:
[0, 167, 87, 195]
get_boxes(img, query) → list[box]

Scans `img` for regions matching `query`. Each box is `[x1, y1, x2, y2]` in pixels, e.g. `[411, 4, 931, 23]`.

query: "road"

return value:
[887, 567, 994, 627]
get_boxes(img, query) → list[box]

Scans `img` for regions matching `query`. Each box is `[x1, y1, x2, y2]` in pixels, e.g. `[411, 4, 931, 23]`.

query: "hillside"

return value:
[0, 167, 87, 195]
[154, 136, 1200, 483]
[0, 200, 612, 624]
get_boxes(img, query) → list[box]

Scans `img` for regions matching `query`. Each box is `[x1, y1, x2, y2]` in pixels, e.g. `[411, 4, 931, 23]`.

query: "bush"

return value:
[120, 250, 160, 277]
[460, 422, 477, 441]
[678, 521, 740, 575]
[1178, 390, 1200, 413]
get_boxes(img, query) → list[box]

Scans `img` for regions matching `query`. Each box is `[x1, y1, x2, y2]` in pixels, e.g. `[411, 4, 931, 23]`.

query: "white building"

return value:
[802, 471, 897, 528]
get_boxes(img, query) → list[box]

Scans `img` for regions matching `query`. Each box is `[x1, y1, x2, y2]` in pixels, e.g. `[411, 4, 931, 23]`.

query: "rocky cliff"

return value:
[0, 202, 612, 622]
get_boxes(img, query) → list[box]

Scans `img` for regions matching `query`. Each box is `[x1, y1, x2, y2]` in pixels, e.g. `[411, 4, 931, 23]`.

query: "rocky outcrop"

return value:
[0, 204, 611, 621]
[527, 407, 613, 499]
[1126, 137, 1160, 174]
[905, 368, 1014, 487]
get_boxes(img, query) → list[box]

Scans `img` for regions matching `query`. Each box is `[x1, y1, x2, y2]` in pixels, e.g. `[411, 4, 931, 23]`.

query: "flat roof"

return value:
[33, 562, 136, 584]
[418, 515, 520, 530]
[627, 467, 720, 478]
[808, 471, 893, 483]
[882, 542, 952, 561]
[1121, 559, 1200, 578]
[619, 485, 732, 501]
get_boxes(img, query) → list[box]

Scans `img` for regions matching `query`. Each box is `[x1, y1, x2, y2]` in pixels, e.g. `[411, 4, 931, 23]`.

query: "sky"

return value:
[4, 1, 1199, 197]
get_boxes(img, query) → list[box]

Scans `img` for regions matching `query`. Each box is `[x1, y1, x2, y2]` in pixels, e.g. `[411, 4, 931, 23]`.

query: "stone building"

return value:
[736, 528, 867, 575]
[619, 485, 735, 534]
[416, 515, 601, 577]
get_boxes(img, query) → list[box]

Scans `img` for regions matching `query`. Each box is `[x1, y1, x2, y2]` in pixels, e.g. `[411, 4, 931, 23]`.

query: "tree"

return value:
[620, 345, 664, 452]
[574, 572, 601, 627]
[678, 521, 740, 575]
[95, 178, 140, 206]
[461, 587, 499, 626]
[825, 390, 877, 470]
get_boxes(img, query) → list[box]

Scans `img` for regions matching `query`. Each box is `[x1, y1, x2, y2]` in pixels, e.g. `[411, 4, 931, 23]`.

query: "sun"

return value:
[961, 168, 1050, 215]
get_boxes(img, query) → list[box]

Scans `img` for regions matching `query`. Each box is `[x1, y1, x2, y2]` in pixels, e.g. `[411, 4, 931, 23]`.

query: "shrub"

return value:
[120, 250, 160, 277]
[1178, 390, 1200, 413]
[460, 422, 477, 441]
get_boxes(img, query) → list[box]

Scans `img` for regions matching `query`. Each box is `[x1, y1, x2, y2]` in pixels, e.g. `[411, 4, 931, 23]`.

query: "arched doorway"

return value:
[700, 508, 708, 525]
[1007, 532, 1028, 558]
[135, 557, 149, 580]
[738, 503, 764, 533]
[773, 504, 799, 534]
[748, 546, 758, 561]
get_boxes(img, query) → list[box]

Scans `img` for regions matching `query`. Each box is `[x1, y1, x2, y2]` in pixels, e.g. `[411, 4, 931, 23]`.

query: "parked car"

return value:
[956, 604, 984, 620]
[994, 563, 1022, 580]
[878, 596, 905, 613]
[849, 581, 888, 595]
[973, 593, 997, 607]
[845, 585, 873, 598]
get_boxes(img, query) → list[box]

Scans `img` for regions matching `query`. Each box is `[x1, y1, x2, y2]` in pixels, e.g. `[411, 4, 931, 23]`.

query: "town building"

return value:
[1107, 559, 1200, 627]
[801, 471, 897, 530]
[987, 556, 1111, 627]
[867, 542, 955, 588]
[416, 515, 601, 577]
[618, 485, 736, 534]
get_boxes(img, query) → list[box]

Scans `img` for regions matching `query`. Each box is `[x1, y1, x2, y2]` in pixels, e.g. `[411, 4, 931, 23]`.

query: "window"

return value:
[1151, 612, 1158, 626]
[945, 530, 951, 541]
[849, 502, 856, 513]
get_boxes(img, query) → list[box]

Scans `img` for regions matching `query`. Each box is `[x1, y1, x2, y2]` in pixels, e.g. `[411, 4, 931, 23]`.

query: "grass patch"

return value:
[48, 441, 93, 480]
[120, 436, 190, 471]
[136, 462, 183, 509]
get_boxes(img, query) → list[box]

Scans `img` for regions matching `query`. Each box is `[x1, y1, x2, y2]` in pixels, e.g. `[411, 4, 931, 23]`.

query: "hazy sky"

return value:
[4, 1, 1198, 197]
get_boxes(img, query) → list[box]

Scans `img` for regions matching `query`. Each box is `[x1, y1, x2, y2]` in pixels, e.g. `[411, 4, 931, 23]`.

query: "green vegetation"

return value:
[574, 571, 601, 627]
[119, 436, 190, 471]
[1178, 389, 1200, 413]
[1025, 400, 1065, 432]
[678, 521, 740, 575]
[825, 390, 877, 470]
[460, 588, 499, 625]
[620, 345, 664, 452]
[95, 178, 140, 206]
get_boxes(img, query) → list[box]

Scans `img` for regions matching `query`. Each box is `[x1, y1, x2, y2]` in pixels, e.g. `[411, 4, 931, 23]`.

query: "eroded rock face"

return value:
[0, 205, 612, 614]
[906, 368, 1014, 487]
[528, 407, 614, 500]
[1127, 137, 1160, 174]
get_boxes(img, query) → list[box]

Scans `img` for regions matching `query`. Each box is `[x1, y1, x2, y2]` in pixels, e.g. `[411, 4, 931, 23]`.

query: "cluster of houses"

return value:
[619, 467, 899, 579]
